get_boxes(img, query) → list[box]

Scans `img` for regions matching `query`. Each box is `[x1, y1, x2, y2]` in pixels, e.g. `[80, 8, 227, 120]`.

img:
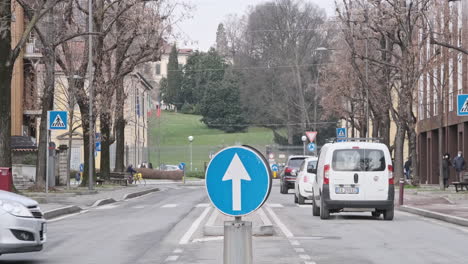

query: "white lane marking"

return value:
[132, 205, 145, 209]
[95, 204, 120, 210]
[161, 204, 178, 208]
[173, 248, 183, 254]
[179, 207, 211, 245]
[192, 236, 224, 243]
[257, 207, 273, 226]
[299, 255, 311, 260]
[165, 255, 179, 262]
[47, 210, 89, 223]
[296, 204, 310, 208]
[304, 262, 317, 264]
[267, 203, 284, 208]
[206, 207, 219, 226]
[196, 203, 210, 208]
[265, 207, 294, 238]
[294, 248, 305, 253]
[290, 240, 300, 246]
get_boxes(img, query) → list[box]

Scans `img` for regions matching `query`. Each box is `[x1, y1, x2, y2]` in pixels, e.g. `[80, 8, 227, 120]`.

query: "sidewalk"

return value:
[398, 185, 468, 226]
[21, 184, 161, 218]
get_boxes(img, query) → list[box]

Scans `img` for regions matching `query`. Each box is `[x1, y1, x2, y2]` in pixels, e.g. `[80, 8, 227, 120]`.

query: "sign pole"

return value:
[46, 130, 50, 194]
[224, 216, 252, 264]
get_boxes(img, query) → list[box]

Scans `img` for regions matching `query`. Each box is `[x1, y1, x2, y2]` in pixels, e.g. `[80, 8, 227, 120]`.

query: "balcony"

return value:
[24, 42, 42, 59]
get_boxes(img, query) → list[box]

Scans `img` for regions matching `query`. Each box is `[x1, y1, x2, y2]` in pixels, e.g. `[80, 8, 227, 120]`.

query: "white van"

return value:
[311, 140, 395, 220]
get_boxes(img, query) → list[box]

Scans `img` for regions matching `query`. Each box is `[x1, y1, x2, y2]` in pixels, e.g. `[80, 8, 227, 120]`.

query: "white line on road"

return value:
[192, 236, 224, 243]
[257, 207, 273, 226]
[47, 210, 89, 223]
[304, 261, 317, 264]
[165, 255, 179, 262]
[265, 207, 294, 238]
[132, 205, 145, 209]
[179, 207, 211, 245]
[173, 248, 183, 254]
[299, 254, 311, 260]
[296, 204, 310, 208]
[196, 203, 210, 208]
[290, 240, 300, 246]
[161, 204, 178, 208]
[206, 207, 219, 226]
[267, 203, 284, 208]
[95, 204, 120, 210]
[294, 248, 305, 253]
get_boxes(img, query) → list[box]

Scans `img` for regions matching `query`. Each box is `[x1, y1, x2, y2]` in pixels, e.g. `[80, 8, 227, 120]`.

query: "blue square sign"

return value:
[47, 111, 68, 130]
[457, 94, 468, 116]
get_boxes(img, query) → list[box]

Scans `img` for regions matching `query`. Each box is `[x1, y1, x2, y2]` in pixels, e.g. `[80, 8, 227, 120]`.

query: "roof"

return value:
[11, 136, 37, 151]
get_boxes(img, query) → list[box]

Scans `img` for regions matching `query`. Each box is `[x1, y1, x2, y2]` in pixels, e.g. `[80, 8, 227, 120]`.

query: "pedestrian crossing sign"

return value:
[48, 111, 68, 130]
[457, 95, 468, 116]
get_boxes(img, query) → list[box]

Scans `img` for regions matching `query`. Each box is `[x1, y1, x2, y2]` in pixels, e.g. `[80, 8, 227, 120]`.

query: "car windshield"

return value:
[288, 158, 305, 169]
[307, 161, 317, 170]
[332, 149, 386, 171]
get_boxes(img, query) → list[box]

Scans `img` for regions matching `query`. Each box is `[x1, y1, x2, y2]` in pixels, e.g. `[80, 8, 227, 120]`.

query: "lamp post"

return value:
[188, 136, 194, 171]
[301, 135, 307, 156]
[87, 0, 94, 191]
[314, 47, 328, 132]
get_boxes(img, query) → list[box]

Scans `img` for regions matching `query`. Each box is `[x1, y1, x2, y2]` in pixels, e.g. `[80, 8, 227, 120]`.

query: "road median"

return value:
[399, 205, 468, 227]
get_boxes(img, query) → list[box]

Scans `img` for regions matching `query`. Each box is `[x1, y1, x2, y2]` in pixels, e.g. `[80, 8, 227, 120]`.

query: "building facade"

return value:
[417, 0, 468, 184]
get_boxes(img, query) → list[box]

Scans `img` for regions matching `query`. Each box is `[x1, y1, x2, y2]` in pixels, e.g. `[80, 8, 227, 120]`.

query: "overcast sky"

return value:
[178, 0, 336, 51]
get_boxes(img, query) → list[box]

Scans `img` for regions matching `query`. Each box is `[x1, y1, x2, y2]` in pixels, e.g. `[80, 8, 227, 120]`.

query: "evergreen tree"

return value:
[166, 44, 183, 110]
[216, 23, 229, 57]
[200, 71, 247, 133]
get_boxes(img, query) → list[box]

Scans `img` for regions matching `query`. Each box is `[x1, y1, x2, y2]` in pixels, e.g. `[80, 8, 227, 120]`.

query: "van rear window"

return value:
[287, 158, 305, 169]
[332, 149, 386, 171]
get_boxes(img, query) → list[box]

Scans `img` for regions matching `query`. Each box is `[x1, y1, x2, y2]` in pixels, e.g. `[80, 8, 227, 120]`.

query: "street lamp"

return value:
[301, 135, 307, 155]
[188, 136, 194, 171]
[314, 47, 328, 133]
[87, 0, 94, 191]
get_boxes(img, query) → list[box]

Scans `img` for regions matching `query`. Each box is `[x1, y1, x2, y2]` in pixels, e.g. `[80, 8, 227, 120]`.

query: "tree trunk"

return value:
[65, 77, 76, 189]
[394, 124, 405, 182]
[76, 96, 95, 186]
[115, 78, 126, 172]
[99, 111, 112, 179]
[408, 127, 419, 186]
[380, 113, 391, 148]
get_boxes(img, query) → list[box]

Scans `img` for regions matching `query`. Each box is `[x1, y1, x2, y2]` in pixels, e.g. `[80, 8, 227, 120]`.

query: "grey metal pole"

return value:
[190, 142, 193, 171]
[224, 216, 252, 264]
[46, 130, 49, 194]
[88, 0, 94, 190]
[303, 141, 306, 156]
[365, 37, 369, 138]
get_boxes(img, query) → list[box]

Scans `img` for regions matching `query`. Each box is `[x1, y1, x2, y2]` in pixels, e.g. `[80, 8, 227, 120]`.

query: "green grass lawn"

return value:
[148, 111, 274, 171]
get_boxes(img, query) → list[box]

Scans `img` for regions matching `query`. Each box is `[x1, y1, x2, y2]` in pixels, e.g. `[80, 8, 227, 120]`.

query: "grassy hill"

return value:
[148, 111, 274, 171]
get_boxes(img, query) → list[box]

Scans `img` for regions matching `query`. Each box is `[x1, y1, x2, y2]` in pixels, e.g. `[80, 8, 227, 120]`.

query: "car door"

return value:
[295, 161, 306, 193]
[363, 148, 389, 200]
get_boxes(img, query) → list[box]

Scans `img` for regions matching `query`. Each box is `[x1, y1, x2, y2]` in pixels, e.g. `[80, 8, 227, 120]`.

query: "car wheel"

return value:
[280, 181, 288, 194]
[320, 197, 330, 219]
[312, 196, 320, 216]
[294, 194, 298, 203]
[371, 211, 381, 218]
[383, 208, 394, 221]
[298, 193, 305, 204]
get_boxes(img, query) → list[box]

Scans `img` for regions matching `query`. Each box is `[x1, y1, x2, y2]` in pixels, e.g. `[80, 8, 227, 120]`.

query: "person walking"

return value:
[452, 151, 466, 182]
[442, 153, 451, 188]
[404, 158, 412, 181]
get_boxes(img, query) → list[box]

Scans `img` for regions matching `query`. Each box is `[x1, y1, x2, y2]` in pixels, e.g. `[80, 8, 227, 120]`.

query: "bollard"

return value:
[224, 217, 252, 264]
[399, 178, 405, 206]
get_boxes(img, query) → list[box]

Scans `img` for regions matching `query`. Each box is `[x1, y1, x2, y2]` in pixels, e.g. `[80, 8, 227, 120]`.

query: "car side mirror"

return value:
[307, 168, 317, 174]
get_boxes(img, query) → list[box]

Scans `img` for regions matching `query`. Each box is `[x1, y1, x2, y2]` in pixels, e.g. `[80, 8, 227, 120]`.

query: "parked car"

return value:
[280, 155, 312, 194]
[0, 190, 46, 255]
[159, 164, 181, 171]
[312, 140, 394, 220]
[293, 157, 318, 204]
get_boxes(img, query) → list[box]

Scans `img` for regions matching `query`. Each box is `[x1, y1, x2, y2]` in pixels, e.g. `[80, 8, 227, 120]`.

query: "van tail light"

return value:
[388, 165, 394, 185]
[324, 164, 330, 184]
[304, 175, 308, 183]
[285, 167, 292, 175]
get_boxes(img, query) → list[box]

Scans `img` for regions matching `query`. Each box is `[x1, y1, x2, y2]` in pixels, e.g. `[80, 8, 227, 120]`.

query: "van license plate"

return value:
[335, 187, 359, 194]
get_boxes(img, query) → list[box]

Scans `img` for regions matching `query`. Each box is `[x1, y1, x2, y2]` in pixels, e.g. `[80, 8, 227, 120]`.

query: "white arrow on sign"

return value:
[222, 153, 251, 211]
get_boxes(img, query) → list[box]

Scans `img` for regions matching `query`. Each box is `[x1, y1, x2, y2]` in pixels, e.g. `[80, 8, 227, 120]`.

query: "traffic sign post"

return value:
[46, 111, 68, 194]
[457, 94, 468, 116]
[336, 127, 347, 142]
[205, 145, 271, 264]
[271, 164, 279, 178]
[307, 142, 316, 152]
[179, 162, 186, 184]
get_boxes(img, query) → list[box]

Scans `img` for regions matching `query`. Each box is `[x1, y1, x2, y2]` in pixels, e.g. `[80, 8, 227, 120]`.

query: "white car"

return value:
[312, 140, 395, 220]
[0, 190, 46, 255]
[293, 157, 318, 204]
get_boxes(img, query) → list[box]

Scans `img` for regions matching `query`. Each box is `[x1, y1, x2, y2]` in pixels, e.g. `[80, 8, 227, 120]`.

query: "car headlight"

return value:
[0, 200, 33, 218]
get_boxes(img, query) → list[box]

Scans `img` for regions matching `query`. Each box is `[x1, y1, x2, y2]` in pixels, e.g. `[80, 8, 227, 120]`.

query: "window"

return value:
[307, 161, 317, 170]
[332, 149, 386, 172]
[287, 158, 305, 170]
[156, 63, 161, 75]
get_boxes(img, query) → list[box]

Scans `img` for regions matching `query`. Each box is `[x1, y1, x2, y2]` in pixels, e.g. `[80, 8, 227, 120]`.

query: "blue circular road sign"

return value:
[179, 162, 186, 170]
[206, 146, 272, 216]
[307, 143, 316, 152]
[271, 164, 279, 172]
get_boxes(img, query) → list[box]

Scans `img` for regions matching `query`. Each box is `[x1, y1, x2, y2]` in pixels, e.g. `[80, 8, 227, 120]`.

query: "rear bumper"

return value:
[282, 177, 296, 188]
[321, 184, 394, 210]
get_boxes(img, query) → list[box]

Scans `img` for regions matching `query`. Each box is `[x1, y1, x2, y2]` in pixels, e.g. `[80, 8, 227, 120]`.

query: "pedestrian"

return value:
[452, 151, 466, 182]
[148, 162, 153, 169]
[442, 153, 451, 188]
[404, 158, 412, 181]
[75, 172, 81, 185]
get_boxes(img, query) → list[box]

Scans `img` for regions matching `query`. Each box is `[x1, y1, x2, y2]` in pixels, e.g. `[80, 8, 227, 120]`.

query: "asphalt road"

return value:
[2, 182, 468, 264]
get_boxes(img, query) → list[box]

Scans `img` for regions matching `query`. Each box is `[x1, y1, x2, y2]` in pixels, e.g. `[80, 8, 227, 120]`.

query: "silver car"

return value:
[0, 190, 46, 255]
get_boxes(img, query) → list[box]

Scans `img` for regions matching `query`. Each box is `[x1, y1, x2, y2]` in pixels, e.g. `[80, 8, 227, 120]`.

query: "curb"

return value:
[92, 198, 117, 207]
[177, 181, 205, 187]
[123, 187, 160, 200]
[399, 205, 468, 227]
[44, 205, 81, 220]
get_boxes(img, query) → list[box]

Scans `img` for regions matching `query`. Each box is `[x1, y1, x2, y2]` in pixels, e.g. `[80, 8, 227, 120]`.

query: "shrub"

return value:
[185, 171, 205, 179]
[137, 168, 183, 180]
